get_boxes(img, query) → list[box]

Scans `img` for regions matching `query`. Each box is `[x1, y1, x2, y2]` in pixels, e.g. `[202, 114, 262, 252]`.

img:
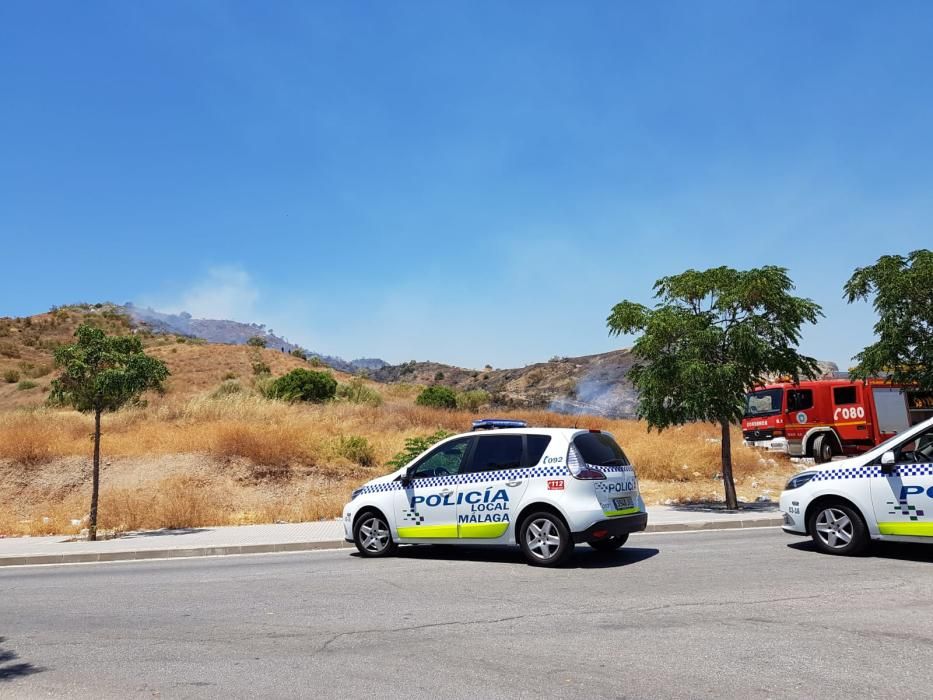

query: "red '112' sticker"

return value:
[547, 480, 564, 490]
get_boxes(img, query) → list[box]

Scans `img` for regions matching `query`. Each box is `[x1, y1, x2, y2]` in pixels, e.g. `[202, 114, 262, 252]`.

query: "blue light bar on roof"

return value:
[472, 418, 528, 431]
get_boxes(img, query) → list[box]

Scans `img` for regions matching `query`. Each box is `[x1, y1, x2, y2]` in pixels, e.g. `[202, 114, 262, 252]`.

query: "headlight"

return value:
[785, 472, 817, 490]
[350, 488, 363, 501]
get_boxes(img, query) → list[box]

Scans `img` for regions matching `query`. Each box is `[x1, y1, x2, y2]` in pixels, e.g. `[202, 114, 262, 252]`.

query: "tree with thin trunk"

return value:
[607, 266, 822, 509]
[50, 324, 169, 540]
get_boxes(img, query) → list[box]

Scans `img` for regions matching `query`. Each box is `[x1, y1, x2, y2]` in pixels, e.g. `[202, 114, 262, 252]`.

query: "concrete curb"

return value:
[0, 516, 782, 567]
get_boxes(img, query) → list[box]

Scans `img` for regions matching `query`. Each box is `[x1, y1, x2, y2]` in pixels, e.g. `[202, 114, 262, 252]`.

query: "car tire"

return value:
[813, 434, 834, 464]
[587, 533, 629, 551]
[353, 511, 397, 558]
[519, 512, 573, 567]
[807, 502, 869, 556]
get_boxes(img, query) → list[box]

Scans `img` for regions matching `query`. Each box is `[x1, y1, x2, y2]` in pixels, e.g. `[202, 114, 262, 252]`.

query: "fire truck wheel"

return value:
[812, 434, 834, 464]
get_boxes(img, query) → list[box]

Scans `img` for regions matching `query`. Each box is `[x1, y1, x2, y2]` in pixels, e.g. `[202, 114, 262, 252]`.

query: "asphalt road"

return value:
[2, 529, 932, 699]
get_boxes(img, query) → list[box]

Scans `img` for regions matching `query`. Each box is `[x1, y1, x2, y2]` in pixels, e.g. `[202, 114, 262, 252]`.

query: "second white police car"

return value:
[342, 419, 648, 566]
[780, 415, 933, 555]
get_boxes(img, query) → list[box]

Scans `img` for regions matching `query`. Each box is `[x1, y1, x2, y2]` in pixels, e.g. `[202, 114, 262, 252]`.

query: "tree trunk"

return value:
[720, 419, 739, 510]
[88, 408, 102, 541]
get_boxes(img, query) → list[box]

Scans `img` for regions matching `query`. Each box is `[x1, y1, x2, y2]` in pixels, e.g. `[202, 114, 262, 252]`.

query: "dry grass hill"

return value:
[0, 304, 797, 537]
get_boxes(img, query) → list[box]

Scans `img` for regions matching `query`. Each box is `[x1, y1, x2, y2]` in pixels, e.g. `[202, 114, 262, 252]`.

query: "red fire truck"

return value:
[742, 377, 933, 463]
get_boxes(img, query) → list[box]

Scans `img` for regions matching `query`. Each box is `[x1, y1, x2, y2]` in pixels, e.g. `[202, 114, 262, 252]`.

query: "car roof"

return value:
[445, 427, 603, 440]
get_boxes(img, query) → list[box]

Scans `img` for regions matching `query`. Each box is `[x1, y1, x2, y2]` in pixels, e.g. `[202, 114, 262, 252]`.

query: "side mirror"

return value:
[400, 468, 414, 487]
[880, 451, 896, 472]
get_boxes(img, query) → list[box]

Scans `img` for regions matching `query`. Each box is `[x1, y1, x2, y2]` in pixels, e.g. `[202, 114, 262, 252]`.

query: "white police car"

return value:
[780, 415, 933, 555]
[342, 419, 648, 566]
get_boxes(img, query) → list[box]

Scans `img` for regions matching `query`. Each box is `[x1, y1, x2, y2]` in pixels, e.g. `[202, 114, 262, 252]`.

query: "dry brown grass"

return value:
[0, 387, 796, 536]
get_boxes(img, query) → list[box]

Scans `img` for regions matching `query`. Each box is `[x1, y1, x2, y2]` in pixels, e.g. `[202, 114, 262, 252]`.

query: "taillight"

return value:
[567, 443, 606, 480]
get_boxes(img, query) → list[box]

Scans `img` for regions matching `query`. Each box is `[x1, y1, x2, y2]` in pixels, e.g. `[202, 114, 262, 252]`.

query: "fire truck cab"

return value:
[743, 378, 933, 463]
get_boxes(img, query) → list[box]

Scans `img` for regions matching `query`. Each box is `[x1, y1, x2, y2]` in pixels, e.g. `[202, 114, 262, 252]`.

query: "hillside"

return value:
[121, 304, 387, 374]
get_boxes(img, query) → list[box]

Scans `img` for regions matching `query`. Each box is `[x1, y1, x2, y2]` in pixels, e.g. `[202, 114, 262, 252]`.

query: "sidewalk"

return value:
[0, 505, 781, 566]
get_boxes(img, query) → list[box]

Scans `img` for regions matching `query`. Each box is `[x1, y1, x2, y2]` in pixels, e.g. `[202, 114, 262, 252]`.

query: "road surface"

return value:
[2, 529, 931, 699]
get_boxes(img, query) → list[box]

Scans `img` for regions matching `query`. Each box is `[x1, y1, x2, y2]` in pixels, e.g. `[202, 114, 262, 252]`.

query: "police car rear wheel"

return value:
[353, 513, 397, 557]
[519, 512, 572, 567]
[808, 503, 868, 556]
[587, 534, 629, 551]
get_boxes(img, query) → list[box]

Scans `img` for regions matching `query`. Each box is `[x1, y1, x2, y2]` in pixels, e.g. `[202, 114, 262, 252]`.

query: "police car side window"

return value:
[894, 427, 933, 464]
[411, 438, 471, 479]
[466, 435, 523, 473]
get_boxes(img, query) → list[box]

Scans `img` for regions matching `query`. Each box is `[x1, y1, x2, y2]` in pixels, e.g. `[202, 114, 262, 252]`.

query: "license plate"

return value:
[613, 496, 633, 510]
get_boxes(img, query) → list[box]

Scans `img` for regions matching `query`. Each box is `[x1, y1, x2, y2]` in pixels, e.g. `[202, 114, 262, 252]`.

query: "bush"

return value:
[456, 389, 489, 413]
[246, 336, 267, 348]
[251, 359, 271, 377]
[336, 435, 375, 467]
[211, 379, 243, 398]
[3, 369, 20, 383]
[17, 380, 38, 391]
[308, 356, 323, 368]
[267, 368, 337, 403]
[415, 385, 457, 409]
[386, 430, 453, 469]
[434, 371, 444, 381]
[290, 348, 307, 360]
[336, 377, 383, 406]
[0, 343, 21, 358]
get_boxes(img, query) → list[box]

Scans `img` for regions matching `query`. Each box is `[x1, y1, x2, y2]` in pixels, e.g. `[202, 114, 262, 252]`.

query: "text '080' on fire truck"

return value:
[341, 422, 647, 567]
[742, 377, 933, 464]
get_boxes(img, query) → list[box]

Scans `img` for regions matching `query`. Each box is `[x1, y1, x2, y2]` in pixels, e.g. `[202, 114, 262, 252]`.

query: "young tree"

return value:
[607, 266, 822, 509]
[844, 249, 933, 391]
[50, 325, 169, 540]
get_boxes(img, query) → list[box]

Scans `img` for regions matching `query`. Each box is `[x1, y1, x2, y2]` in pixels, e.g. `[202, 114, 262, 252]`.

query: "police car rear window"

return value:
[526, 435, 552, 466]
[574, 433, 629, 466]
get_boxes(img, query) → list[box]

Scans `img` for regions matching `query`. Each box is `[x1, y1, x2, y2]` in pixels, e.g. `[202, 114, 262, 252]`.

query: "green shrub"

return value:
[17, 380, 38, 391]
[434, 371, 444, 381]
[456, 389, 490, 413]
[3, 369, 20, 383]
[337, 377, 383, 406]
[336, 435, 375, 467]
[308, 356, 323, 368]
[211, 379, 243, 398]
[386, 430, 453, 469]
[251, 359, 271, 377]
[290, 348, 307, 360]
[415, 385, 457, 409]
[267, 368, 337, 403]
[247, 336, 267, 348]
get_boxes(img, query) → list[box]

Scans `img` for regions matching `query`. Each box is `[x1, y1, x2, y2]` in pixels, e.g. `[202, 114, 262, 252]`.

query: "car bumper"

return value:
[778, 491, 807, 535]
[572, 511, 648, 543]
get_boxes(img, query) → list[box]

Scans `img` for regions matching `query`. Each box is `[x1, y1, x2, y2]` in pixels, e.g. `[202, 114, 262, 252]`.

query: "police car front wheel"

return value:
[353, 512, 397, 557]
[807, 503, 869, 556]
[519, 512, 573, 567]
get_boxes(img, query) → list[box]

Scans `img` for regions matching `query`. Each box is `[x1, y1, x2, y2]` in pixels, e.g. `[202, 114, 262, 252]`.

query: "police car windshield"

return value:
[744, 388, 783, 417]
[574, 433, 629, 467]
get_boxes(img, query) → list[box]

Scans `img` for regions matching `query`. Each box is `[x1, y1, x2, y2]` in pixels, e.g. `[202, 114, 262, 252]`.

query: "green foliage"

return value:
[386, 430, 453, 470]
[246, 336, 267, 348]
[336, 377, 383, 406]
[267, 368, 337, 403]
[434, 371, 444, 381]
[844, 249, 933, 391]
[415, 385, 457, 409]
[290, 348, 307, 360]
[3, 369, 20, 383]
[17, 380, 38, 391]
[607, 266, 821, 508]
[456, 389, 490, 413]
[50, 324, 170, 413]
[308, 356, 323, 368]
[336, 435, 375, 467]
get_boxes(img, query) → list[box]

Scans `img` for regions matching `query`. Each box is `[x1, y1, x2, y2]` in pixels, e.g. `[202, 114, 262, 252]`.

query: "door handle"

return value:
[506, 480, 522, 487]
[439, 488, 454, 495]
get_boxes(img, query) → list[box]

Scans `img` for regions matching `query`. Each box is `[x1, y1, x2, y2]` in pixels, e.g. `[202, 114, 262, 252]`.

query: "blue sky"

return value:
[1, 1, 931, 368]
